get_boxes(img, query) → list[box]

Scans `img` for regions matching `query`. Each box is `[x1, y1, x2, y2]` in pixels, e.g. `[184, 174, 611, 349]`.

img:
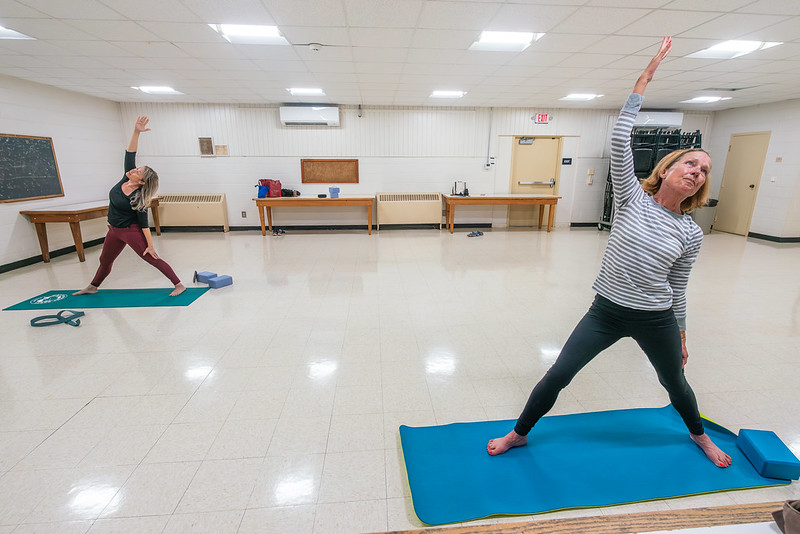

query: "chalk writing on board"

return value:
[0, 134, 65, 203]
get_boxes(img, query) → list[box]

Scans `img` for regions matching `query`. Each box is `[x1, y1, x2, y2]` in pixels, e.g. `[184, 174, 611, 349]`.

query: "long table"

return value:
[443, 194, 561, 233]
[20, 199, 163, 262]
[253, 196, 374, 235]
[20, 201, 109, 262]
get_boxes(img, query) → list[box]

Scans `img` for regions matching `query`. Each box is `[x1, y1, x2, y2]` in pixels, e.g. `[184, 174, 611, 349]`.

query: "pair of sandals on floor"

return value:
[467, 230, 484, 237]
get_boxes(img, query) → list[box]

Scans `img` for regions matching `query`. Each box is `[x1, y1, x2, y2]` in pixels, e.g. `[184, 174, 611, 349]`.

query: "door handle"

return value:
[518, 179, 555, 187]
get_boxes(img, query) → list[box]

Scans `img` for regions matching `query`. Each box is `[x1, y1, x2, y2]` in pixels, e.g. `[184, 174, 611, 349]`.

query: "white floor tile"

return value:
[0, 229, 798, 532]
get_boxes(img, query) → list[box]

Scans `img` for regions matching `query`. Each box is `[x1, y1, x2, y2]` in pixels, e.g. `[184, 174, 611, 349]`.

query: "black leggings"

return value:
[514, 295, 704, 436]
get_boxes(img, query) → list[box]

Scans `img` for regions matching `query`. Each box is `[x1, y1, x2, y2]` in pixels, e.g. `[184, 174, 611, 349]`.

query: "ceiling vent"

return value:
[279, 105, 340, 126]
[634, 111, 683, 128]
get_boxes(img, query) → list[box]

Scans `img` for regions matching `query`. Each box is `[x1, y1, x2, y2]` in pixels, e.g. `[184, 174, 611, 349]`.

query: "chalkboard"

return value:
[0, 134, 64, 203]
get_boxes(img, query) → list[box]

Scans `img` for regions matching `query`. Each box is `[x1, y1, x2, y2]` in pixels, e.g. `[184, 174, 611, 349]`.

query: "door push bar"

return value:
[518, 178, 555, 187]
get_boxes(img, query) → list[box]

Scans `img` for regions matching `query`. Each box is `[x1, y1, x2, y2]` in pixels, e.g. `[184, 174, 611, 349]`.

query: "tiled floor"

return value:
[0, 227, 797, 533]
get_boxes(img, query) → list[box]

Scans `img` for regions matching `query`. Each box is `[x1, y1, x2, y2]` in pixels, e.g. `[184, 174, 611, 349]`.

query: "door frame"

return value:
[507, 136, 563, 227]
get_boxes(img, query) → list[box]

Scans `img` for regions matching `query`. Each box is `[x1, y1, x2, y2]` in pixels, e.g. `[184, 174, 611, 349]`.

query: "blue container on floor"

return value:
[737, 429, 800, 480]
[207, 275, 233, 289]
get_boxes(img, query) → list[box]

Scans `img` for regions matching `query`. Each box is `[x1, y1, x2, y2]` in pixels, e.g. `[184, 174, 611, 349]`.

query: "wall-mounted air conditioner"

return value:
[634, 111, 683, 128]
[279, 105, 340, 126]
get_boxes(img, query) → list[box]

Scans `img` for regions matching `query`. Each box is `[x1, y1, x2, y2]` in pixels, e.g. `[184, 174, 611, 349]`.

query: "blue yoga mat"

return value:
[399, 406, 789, 526]
[3, 288, 209, 310]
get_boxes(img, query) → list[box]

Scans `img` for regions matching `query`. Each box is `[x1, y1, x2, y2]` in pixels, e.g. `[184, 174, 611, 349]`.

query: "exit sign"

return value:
[534, 113, 550, 124]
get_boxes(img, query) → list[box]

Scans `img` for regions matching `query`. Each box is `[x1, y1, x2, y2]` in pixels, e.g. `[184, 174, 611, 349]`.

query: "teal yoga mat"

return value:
[399, 405, 789, 526]
[4, 288, 209, 310]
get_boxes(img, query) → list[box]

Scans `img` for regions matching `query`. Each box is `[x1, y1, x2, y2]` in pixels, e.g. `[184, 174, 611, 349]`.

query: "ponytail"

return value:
[130, 166, 159, 211]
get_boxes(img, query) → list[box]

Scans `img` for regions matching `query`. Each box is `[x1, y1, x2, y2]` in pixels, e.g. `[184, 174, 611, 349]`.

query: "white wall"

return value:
[3, 74, 729, 267]
[706, 99, 800, 239]
[1, 74, 123, 266]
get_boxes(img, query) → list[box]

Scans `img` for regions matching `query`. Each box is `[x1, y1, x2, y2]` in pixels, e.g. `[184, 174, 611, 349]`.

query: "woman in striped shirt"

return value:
[487, 37, 731, 468]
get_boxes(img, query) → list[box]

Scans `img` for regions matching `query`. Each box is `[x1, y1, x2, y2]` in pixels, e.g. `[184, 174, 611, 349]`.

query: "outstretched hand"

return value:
[633, 36, 672, 95]
[134, 116, 151, 133]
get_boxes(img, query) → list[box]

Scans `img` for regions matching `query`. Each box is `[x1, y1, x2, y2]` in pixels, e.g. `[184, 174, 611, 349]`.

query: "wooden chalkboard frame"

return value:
[0, 134, 65, 203]
[301, 159, 359, 184]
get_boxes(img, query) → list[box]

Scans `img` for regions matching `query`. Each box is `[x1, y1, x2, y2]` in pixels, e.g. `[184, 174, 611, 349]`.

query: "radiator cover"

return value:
[376, 192, 442, 230]
[156, 194, 229, 232]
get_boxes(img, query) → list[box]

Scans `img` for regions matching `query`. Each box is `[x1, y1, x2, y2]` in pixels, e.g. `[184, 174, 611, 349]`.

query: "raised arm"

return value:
[610, 37, 673, 206]
[127, 116, 151, 153]
[633, 36, 671, 95]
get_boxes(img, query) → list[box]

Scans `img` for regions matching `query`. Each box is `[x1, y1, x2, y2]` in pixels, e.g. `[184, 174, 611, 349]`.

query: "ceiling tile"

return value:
[136, 22, 226, 43]
[735, 0, 800, 16]
[344, 0, 424, 27]
[97, 0, 204, 22]
[678, 13, 790, 39]
[488, 4, 578, 32]
[265, 0, 347, 26]
[615, 10, 722, 37]
[418, 1, 503, 31]
[65, 20, 163, 41]
[348, 28, 415, 48]
[184, 0, 275, 24]
[280, 26, 350, 46]
[550, 7, 651, 34]
[16, 0, 124, 19]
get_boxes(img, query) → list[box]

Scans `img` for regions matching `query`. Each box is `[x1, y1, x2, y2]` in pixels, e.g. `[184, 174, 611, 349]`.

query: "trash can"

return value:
[692, 198, 718, 234]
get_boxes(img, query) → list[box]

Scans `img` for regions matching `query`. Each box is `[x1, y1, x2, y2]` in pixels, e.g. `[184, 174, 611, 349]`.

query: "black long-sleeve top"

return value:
[107, 151, 149, 229]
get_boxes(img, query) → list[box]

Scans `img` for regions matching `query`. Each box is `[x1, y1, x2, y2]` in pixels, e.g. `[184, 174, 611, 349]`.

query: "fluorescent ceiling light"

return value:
[559, 93, 603, 101]
[687, 40, 782, 59]
[469, 31, 542, 52]
[209, 24, 289, 45]
[0, 25, 35, 39]
[679, 96, 732, 104]
[430, 90, 466, 98]
[131, 86, 183, 95]
[287, 88, 325, 96]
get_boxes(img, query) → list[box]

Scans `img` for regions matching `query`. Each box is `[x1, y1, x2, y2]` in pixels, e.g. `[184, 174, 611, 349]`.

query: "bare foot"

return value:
[73, 285, 98, 295]
[487, 430, 527, 456]
[691, 433, 732, 468]
[169, 283, 186, 297]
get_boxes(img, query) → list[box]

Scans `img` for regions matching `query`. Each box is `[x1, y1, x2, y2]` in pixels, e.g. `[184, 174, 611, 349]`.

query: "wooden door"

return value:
[713, 132, 770, 236]
[509, 137, 561, 226]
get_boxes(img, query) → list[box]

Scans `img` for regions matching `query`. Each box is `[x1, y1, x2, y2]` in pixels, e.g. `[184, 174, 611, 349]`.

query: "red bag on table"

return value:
[258, 179, 282, 197]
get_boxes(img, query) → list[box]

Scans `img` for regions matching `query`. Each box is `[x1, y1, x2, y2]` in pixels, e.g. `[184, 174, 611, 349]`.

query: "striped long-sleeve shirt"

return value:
[591, 93, 703, 331]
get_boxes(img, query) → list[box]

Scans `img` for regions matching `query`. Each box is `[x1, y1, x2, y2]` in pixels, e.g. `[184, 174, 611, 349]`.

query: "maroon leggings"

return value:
[91, 224, 180, 287]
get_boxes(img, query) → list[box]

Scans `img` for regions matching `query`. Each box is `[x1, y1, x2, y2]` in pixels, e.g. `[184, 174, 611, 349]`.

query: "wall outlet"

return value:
[241, 211, 246, 218]
[587, 176, 593, 185]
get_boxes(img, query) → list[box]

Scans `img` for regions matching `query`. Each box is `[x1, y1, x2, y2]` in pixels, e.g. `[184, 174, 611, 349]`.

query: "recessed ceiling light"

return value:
[559, 93, 603, 101]
[679, 96, 732, 104]
[287, 88, 326, 96]
[132, 86, 183, 95]
[468, 31, 543, 52]
[430, 90, 466, 98]
[687, 40, 782, 59]
[0, 25, 35, 39]
[209, 24, 289, 45]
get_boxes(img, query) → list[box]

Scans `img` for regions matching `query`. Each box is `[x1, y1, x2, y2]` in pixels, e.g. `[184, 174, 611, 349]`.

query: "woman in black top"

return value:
[74, 116, 185, 296]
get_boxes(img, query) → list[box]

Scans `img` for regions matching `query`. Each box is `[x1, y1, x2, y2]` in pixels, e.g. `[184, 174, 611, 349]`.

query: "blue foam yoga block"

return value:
[196, 271, 217, 283]
[737, 429, 800, 480]
[207, 275, 233, 289]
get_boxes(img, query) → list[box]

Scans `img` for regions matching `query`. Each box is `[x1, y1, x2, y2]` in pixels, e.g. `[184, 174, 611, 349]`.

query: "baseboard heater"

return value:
[376, 192, 442, 230]
[156, 194, 229, 232]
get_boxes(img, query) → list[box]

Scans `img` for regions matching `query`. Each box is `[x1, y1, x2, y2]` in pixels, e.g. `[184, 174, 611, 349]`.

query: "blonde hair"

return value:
[130, 166, 159, 211]
[641, 148, 710, 213]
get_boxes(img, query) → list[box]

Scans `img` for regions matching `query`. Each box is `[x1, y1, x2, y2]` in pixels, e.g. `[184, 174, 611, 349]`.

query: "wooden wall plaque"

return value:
[301, 159, 359, 184]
